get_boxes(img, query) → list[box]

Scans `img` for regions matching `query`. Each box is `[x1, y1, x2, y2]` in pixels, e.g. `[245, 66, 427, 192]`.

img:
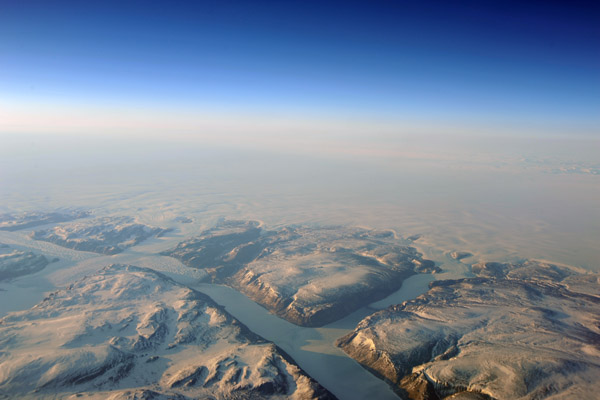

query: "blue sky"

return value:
[1, 0, 599, 136]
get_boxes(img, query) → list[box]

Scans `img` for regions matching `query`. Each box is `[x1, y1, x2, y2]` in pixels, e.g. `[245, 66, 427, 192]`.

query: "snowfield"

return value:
[2, 210, 597, 400]
[337, 260, 600, 400]
[0, 264, 335, 399]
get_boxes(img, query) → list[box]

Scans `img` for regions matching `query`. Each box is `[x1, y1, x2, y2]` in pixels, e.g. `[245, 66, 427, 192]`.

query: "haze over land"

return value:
[1, 132, 598, 270]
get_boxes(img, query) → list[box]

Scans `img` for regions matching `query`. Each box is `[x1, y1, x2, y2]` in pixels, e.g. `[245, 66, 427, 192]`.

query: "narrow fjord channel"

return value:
[194, 273, 434, 400]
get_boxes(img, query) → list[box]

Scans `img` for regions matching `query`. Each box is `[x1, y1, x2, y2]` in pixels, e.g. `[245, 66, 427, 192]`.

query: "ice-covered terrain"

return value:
[30, 216, 169, 255]
[0, 243, 56, 281]
[163, 220, 438, 326]
[0, 210, 89, 231]
[0, 264, 335, 399]
[0, 134, 597, 399]
[337, 260, 600, 400]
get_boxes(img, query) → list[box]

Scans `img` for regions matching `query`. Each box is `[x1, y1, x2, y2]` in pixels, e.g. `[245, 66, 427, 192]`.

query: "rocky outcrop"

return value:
[337, 260, 600, 400]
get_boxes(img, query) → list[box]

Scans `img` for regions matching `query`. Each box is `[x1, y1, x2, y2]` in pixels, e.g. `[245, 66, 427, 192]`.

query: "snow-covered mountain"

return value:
[0, 243, 55, 281]
[162, 220, 438, 326]
[0, 264, 335, 399]
[30, 217, 169, 255]
[337, 260, 600, 400]
[0, 210, 89, 231]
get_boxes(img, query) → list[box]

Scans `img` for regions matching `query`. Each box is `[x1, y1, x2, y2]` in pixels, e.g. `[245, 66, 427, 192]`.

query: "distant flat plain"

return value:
[1, 133, 597, 270]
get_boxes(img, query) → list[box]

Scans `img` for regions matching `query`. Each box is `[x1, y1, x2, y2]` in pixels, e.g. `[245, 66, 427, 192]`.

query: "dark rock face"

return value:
[0, 210, 89, 231]
[162, 220, 437, 327]
[0, 264, 336, 399]
[30, 216, 169, 254]
[0, 243, 54, 281]
[337, 260, 600, 400]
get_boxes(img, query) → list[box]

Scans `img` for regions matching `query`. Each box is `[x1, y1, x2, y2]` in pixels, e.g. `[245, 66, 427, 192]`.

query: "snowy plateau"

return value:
[162, 220, 439, 327]
[0, 264, 335, 400]
[30, 216, 169, 255]
[337, 260, 600, 400]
